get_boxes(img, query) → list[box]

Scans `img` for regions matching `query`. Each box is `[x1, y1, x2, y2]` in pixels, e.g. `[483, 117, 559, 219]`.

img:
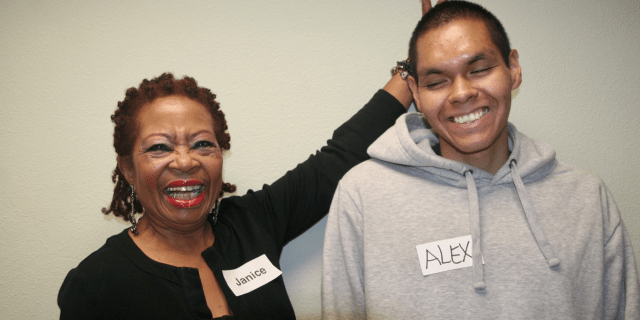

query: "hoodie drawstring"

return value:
[464, 170, 485, 290]
[509, 160, 561, 268]
[464, 162, 560, 291]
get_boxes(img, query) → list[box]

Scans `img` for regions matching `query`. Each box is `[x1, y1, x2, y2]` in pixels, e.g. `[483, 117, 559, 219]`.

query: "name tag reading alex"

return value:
[415, 235, 481, 276]
[222, 254, 282, 296]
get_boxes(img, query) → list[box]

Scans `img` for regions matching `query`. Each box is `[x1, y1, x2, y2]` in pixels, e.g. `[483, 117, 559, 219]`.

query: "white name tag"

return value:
[415, 235, 482, 276]
[222, 254, 282, 296]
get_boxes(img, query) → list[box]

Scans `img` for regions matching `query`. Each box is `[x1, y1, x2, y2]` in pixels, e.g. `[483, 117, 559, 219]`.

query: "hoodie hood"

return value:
[368, 113, 560, 290]
[368, 113, 557, 187]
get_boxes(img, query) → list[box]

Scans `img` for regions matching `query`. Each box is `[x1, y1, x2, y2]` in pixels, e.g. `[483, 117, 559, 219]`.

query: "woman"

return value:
[57, 2, 442, 318]
[57, 74, 409, 319]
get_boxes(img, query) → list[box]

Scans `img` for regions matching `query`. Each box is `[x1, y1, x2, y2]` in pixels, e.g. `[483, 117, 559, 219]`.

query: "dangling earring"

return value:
[129, 184, 138, 235]
[210, 198, 221, 225]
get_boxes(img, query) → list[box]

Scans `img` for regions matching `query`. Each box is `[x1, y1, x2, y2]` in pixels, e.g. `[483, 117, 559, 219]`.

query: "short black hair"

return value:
[408, 0, 511, 83]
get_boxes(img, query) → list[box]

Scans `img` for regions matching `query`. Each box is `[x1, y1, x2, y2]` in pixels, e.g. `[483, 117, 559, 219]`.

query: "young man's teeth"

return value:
[453, 108, 488, 124]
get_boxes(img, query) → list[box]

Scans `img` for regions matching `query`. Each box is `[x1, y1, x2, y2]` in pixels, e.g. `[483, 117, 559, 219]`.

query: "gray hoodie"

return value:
[322, 113, 640, 319]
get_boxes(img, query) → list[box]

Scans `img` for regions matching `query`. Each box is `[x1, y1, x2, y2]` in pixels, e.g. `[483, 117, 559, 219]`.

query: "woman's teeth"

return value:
[164, 185, 204, 200]
[452, 108, 488, 124]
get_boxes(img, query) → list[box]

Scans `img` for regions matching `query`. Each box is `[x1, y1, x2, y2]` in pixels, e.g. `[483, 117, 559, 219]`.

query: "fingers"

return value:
[422, 0, 448, 16]
[421, 0, 433, 16]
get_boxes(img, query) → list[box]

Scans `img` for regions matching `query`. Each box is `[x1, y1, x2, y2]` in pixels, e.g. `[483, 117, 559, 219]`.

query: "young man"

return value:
[321, 1, 640, 319]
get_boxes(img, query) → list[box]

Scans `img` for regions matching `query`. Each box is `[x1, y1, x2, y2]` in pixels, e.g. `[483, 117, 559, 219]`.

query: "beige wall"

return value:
[1, 0, 638, 318]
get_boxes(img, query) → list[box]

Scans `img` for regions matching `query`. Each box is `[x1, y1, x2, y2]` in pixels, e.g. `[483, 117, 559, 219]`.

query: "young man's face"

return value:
[409, 18, 521, 166]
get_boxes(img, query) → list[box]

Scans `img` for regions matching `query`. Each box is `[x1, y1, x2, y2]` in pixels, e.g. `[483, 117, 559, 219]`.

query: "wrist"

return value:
[390, 60, 411, 80]
[383, 73, 413, 109]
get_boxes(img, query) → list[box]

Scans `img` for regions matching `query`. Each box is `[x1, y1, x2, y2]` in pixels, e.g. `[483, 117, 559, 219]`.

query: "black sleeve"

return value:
[58, 268, 99, 320]
[235, 90, 405, 249]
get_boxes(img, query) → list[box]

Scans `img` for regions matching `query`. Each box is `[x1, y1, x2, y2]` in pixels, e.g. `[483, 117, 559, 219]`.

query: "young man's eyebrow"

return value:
[421, 68, 444, 77]
[467, 52, 495, 65]
[467, 53, 487, 65]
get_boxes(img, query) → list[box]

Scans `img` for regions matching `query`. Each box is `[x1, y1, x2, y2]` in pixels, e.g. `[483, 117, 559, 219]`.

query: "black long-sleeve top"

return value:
[58, 90, 405, 319]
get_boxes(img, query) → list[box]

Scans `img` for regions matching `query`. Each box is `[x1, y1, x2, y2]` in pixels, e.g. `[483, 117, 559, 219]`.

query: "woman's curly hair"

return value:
[102, 73, 236, 220]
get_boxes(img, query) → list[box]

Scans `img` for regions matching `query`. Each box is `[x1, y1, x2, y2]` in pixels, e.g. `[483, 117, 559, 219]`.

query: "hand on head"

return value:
[421, 0, 448, 16]
[382, 0, 448, 109]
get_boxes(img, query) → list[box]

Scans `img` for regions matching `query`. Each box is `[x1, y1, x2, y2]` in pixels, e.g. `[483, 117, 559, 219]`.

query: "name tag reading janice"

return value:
[222, 254, 282, 296]
[415, 235, 482, 276]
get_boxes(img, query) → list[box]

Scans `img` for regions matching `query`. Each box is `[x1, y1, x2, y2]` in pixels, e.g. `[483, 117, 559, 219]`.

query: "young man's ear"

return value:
[407, 75, 423, 112]
[509, 49, 522, 90]
[117, 156, 135, 185]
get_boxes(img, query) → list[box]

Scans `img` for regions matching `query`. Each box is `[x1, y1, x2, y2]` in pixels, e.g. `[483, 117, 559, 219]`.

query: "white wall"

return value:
[1, 0, 638, 318]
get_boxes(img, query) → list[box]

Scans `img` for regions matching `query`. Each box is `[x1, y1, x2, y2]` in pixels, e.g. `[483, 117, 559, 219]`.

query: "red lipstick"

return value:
[166, 194, 205, 208]
[167, 180, 203, 188]
[165, 180, 206, 208]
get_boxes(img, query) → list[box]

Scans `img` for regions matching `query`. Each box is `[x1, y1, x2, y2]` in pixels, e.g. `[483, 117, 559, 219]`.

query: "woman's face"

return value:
[119, 95, 223, 232]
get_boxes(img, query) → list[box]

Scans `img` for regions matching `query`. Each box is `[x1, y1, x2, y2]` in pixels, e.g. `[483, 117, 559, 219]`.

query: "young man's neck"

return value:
[440, 132, 511, 175]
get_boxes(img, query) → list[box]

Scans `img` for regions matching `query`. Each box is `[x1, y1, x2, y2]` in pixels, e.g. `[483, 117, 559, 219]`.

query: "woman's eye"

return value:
[146, 144, 171, 153]
[193, 140, 217, 149]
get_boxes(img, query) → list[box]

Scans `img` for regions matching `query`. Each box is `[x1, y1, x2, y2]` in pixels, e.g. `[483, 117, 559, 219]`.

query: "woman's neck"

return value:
[129, 216, 215, 265]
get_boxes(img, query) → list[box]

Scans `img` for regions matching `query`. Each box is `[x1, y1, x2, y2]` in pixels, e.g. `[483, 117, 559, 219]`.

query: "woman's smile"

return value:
[164, 179, 207, 208]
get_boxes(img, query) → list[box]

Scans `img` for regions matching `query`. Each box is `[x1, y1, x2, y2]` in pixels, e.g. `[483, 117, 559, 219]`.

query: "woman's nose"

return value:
[171, 149, 200, 173]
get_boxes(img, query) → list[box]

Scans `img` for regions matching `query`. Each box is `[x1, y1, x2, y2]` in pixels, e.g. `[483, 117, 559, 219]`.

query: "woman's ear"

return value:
[117, 156, 135, 185]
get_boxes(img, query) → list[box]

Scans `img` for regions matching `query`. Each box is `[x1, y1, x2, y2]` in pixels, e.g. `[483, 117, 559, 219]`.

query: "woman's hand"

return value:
[383, 0, 447, 109]
[421, 0, 447, 16]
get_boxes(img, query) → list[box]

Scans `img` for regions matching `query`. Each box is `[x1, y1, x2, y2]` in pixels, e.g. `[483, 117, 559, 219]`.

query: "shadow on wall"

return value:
[280, 216, 328, 318]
